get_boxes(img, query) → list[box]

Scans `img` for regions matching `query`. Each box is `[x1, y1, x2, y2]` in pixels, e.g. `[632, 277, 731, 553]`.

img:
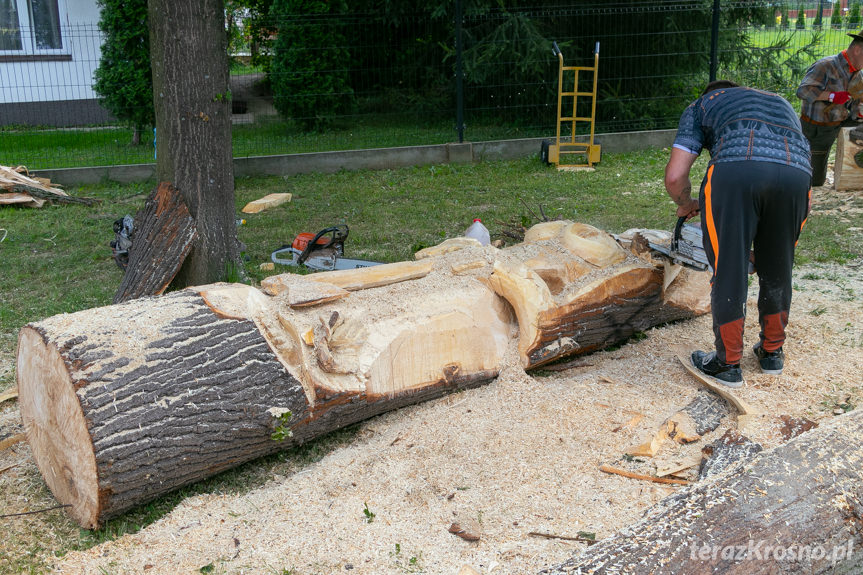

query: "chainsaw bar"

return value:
[271, 246, 381, 271]
[648, 217, 709, 272]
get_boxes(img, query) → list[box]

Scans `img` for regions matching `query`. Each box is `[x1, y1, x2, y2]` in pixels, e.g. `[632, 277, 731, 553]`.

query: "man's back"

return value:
[674, 87, 811, 176]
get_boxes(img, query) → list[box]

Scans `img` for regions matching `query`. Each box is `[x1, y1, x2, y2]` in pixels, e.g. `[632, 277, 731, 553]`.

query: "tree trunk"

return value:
[148, 0, 238, 287]
[16, 222, 710, 528]
[545, 410, 863, 575]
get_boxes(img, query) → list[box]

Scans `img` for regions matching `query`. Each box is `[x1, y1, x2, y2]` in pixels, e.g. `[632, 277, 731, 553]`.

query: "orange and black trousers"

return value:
[698, 161, 811, 366]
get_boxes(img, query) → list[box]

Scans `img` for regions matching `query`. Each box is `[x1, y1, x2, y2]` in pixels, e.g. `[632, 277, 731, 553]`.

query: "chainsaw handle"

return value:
[297, 225, 349, 265]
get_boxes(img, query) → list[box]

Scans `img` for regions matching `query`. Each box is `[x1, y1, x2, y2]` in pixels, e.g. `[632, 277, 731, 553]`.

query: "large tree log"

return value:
[544, 410, 863, 574]
[17, 221, 709, 528]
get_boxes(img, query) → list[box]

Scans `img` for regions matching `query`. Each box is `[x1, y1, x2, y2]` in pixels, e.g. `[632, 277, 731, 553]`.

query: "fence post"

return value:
[709, 0, 720, 82]
[455, 0, 465, 143]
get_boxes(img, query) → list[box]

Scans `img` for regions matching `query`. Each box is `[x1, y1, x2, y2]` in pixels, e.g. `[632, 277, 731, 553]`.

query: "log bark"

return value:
[544, 410, 863, 575]
[17, 221, 710, 528]
[114, 183, 197, 304]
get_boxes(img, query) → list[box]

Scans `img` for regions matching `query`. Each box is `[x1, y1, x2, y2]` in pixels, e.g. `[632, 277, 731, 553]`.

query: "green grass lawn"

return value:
[0, 115, 550, 171]
[1, 150, 861, 572]
[1, 149, 858, 381]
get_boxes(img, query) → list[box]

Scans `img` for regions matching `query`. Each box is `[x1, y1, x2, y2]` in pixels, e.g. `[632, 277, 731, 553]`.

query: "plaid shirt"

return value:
[797, 51, 861, 125]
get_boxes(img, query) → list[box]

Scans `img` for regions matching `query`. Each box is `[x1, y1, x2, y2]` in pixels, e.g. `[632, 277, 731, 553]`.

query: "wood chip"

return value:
[0, 433, 26, 451]
[0, 387, 18, 404]
[655, 455, 702, 478]
[449, 520, 481, 541]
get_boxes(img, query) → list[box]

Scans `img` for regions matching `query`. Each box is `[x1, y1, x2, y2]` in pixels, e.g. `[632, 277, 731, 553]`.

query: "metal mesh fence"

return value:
[0, 1, 858, 170]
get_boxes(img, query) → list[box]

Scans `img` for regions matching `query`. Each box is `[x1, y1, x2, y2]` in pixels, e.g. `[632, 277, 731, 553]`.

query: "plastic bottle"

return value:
[464, 218, 490, 246]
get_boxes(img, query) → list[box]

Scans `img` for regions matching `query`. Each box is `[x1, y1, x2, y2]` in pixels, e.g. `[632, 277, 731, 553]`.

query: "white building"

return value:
[0, 0, 108, 126]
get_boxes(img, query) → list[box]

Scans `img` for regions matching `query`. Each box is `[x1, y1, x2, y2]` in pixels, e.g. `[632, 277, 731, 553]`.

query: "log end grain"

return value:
[17, 326, 100, 529]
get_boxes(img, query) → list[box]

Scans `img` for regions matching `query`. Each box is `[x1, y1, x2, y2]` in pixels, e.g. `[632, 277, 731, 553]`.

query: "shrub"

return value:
[781, 5, 790, 28]
[831, 5, 843, 29]
[796, 5, 806, 29]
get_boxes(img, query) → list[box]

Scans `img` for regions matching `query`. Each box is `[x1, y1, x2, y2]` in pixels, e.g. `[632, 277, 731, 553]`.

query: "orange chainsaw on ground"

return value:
[271, 225, 382, 271]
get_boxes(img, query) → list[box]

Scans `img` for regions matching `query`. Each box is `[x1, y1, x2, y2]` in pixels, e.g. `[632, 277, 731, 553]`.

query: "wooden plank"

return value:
[241, 192, 292, 214]
[0, 192, 43, 207]
[676, 353, 758, 418]
[307, 260, 434, 291]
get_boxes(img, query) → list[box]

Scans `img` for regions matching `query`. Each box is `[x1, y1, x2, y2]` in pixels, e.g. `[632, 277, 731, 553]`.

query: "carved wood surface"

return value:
[17, 221, 710, 528]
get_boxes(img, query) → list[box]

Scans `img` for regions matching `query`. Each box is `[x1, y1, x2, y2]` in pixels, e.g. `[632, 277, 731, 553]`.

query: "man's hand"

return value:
[676, 198, 700, 220]
[829, 91, 852, 104]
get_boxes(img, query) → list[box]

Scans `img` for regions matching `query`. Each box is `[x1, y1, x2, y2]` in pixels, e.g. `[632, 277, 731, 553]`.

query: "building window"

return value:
[0, 0, 65, 53]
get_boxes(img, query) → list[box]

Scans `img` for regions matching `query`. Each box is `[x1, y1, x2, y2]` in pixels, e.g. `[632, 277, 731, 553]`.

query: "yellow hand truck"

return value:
[542, 41, 601, 171]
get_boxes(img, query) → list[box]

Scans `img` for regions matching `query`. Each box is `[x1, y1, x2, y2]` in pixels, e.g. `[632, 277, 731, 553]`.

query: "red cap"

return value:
[473, 218, 482, 223]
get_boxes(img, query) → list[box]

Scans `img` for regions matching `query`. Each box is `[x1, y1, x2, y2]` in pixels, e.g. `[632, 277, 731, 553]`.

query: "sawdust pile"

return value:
[36, 260, 862, 575]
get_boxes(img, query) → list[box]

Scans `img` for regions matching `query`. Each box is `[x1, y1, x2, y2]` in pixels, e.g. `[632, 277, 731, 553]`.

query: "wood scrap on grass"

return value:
[0, 165, 99, 207]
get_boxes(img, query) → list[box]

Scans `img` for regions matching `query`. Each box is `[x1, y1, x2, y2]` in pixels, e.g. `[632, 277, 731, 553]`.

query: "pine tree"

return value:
[781, 4, 790, 28]
[831, 3, 843, 28]
[796, 4, 807, 29]
[850, 1, 862, 29]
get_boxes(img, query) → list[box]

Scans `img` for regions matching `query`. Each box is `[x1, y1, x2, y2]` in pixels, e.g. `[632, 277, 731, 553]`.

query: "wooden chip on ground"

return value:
[0, 462, 21, 475]
[0, 387, 18, 404]
[241, 193, 292, 214]
[656, 455, 703, 478]
[0, 433, 26, 451]
[449, 520, 482, 541]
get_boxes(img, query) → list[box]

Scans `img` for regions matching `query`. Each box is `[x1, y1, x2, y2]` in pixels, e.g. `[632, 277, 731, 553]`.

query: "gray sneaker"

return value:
[691, 350, 744, 388]
[753, 343, 784, 375]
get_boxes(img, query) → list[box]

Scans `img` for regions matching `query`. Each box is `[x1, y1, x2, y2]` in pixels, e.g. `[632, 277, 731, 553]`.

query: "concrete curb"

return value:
[32, 130, 677, 185]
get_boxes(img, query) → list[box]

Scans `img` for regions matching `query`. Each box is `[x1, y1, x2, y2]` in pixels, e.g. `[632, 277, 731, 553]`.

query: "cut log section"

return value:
[545, 409, 863, 575]
[16, 220, 710, 528]
[834, 127, 863, 191]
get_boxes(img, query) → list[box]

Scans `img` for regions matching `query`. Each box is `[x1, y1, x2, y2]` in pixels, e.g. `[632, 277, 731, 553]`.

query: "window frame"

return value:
[0, 0, 69, 57]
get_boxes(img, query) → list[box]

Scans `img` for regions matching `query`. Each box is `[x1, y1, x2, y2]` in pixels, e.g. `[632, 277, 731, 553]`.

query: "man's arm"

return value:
[797, 58, 848, 103]
[664, 147, 700, 219]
